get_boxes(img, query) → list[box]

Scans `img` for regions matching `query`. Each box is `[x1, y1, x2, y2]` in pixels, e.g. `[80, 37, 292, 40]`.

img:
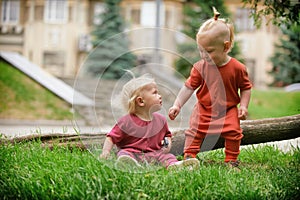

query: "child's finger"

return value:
[169, 110, 177, 120]
[168, 109, 175, 119]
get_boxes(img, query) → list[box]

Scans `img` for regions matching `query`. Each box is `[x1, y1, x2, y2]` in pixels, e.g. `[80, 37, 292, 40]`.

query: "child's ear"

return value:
[136, 97, 145, 106]
[224, 41, 231, 52]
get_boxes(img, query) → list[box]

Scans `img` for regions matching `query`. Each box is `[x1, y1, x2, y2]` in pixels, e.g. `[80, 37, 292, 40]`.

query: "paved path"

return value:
[1, 119, 299, 153]
[240, 137, 300, 153]
[0, 119, 110, 138]
[0, 125, 107, 137]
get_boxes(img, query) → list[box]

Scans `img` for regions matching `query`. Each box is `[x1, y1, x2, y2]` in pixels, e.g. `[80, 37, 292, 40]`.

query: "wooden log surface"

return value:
[2, 114, 300, 155]
[170, 114, 300, 155]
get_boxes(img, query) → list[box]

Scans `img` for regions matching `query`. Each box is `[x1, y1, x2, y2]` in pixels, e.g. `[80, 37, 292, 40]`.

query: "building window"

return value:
[235, 8, 255, 32]
[1, 0, 20, 24]
[44, 0, 68, 23]
[141, 2, 165, 27]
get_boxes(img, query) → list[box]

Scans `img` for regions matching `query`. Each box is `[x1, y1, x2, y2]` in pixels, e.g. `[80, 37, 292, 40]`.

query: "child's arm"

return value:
[169, 85, 194, 120]
[99, 136, 114, 159]
[238, 89, 251, 120]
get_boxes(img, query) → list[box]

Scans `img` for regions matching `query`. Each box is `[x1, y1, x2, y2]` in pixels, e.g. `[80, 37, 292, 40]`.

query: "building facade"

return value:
[226, 0, 280, 88]
[0, 0, 280, 88]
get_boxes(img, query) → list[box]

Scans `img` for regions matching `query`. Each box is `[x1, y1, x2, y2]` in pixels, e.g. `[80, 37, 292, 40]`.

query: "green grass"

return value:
[0, 60, 73, 120]
[248, 89, 300, 119]
[1, 140, 299, 200]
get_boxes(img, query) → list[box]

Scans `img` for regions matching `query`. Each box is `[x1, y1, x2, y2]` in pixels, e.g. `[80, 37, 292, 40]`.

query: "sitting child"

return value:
[100, 73, 199, 170]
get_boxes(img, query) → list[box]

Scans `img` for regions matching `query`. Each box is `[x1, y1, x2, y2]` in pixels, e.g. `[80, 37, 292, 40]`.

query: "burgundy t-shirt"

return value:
[107, 113, 172, 153]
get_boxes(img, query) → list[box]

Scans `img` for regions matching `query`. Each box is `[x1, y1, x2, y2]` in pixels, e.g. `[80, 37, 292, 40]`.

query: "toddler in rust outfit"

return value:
[169, 8, 252, 168]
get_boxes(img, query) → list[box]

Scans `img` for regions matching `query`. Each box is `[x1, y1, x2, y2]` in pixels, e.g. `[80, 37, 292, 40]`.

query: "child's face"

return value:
[198, 36, 226, 66]
[140, 83, 162, 113]
[197, 26, 230, 66]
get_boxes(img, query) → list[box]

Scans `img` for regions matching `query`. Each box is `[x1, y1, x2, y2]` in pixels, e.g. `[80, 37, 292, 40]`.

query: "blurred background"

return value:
[0, 0, 299, 129]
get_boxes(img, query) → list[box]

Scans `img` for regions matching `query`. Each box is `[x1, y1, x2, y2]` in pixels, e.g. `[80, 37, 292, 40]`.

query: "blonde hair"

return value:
[121, 74, 155, 114]
[197, 7, 234, 50]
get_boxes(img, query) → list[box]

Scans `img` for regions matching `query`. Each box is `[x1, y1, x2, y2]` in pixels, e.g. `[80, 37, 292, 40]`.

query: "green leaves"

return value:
[242, 0, 300, 28]
[85, 0, 136, 79]
[269, 23, 300, 86]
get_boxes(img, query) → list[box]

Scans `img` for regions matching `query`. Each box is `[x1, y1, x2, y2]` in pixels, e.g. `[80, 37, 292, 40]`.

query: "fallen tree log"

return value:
[2, 114, 300, 155]
[170, 114, 300, 154]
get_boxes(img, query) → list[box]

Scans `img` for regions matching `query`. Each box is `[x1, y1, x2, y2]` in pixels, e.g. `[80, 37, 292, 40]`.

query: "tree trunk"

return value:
[4, 114, 300, 155]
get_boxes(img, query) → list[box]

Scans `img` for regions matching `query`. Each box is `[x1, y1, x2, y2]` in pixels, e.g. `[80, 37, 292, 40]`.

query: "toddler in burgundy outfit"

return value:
[100, 73, 199, 170]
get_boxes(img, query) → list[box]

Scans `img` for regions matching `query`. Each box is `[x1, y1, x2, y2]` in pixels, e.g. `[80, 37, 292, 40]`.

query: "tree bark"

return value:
[3, 114, 300, 155]
[170, 114, 300, 155]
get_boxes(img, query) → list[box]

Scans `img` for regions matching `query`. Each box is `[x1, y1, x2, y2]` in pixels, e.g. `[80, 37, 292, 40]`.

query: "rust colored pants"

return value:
[184, 105, 243, 162]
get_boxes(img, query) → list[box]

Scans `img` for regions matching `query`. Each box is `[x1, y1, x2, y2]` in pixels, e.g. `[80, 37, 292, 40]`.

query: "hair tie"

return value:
[213, 7, 220, 21]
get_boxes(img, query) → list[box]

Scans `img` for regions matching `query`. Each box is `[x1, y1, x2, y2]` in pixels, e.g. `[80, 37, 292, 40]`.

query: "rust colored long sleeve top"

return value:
[185, 58, 252, 136]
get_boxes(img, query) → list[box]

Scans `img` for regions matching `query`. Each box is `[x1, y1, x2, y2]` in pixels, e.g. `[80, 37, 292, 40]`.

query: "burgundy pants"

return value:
[118, 149, 178, 168]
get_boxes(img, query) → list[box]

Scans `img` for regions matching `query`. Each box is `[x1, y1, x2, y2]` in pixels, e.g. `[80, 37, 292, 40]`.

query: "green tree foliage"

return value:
[175, 0, 243, 78]
[85, 0, 136, 79]
[242, 0, 300, 28]
[242, 0, 300, 86]
[269, 24, 300, 86]
[182, 0, 230, 38]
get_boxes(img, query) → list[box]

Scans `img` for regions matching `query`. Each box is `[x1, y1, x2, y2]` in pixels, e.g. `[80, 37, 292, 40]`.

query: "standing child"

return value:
[168, 8, 252, 168]
[100, 73, 199, 170]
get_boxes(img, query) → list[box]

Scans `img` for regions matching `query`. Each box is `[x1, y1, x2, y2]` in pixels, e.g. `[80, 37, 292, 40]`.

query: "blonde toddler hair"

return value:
[196, 7, 235, 51]
[121, 73, 155, 114]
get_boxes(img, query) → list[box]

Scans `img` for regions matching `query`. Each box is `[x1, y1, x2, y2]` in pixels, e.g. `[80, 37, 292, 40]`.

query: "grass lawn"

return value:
[0, 141, 299, 200]
[248, 89, 300, 119]
[0, 60, 74, 120]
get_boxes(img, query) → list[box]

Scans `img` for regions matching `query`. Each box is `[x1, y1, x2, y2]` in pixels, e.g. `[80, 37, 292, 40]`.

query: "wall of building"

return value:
[21, 0, 91, 78]
[226, 0, 280, 88]
[0, 0, 281, 88]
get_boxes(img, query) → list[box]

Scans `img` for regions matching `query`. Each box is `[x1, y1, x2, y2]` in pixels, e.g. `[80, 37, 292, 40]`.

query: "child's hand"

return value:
[99, 151, 110, 159]
[168, 106, 180, 120]
[100, 137, 113, 159]
[238, 106, 248, 120]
